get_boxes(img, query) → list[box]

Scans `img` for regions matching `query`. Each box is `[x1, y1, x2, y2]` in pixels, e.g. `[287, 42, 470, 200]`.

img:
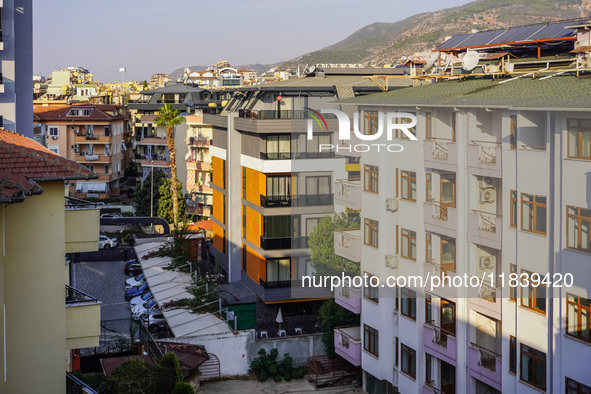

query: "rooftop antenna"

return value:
[462, 51, 480, 73]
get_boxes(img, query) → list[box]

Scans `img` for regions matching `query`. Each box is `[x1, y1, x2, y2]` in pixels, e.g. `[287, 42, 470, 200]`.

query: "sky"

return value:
[33, 0, 470, 83]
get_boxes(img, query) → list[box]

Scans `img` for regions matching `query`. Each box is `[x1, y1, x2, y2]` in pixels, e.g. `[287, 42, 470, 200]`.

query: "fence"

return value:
[73, 247, 135, 262]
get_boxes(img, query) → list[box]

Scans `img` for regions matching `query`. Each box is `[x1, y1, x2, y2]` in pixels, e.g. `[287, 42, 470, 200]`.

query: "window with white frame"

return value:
[48, 145, 59, 155]
[48, 126, 59, 138]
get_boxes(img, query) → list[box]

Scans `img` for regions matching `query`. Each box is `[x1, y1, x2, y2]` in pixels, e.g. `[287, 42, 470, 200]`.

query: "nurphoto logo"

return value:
[305, 108, 418, 153]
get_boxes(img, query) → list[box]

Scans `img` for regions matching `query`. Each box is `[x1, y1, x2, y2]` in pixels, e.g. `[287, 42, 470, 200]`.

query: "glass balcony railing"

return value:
[260, 152, 337, 160]
[260, 236, 309, 250]
[259, 194, 333, 207]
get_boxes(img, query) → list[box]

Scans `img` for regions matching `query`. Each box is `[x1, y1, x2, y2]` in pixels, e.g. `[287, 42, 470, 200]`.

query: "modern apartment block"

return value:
[33, 103, 130, 198]
[207, 68, 409, 332]
[333, 19, 591, 394]
[185, 112, 213, 219]
[0, 129, 101, 394]
[0, 0, 33, 135]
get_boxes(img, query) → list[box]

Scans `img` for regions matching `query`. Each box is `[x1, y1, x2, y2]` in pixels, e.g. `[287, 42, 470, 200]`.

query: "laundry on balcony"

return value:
[84, 154, 99, 161]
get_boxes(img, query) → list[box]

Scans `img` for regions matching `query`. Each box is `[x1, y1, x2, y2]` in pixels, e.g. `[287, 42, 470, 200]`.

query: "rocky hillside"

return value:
[283, 0, 584, 67]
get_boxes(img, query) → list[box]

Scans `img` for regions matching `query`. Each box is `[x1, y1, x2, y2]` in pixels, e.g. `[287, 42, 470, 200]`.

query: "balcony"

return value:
[334, 229, 361, 263]
[334, 285, 361, 314]
[260, 152, 337, 160]
[66, 372, 98, 394]
[65, 208, 99, 253]
[469, 280, 501, 320]
[234, 110, 338, 134]
[74, 135, 111, 144]
[190, 184, 213, 194]
[467, 142, 502, 178]
[468, 343, 502, 391]
[424, 139, 457, 171]
[424, 202, 457, 237]
[469, 210, 502, 249]
[65, 285, 101, 349]
[334, 179, 361, 210]
[77, 154, 110, 163]
[423, 260, 458, 299]
[137, 136, 168, 145]
[187, 160, 211, 171]
[424, 322, 457, 364]
[187, 137, 211, 147]
[334, 326, 362, 367]
[259, 193, 334, 208]
[260, 236, 309, 250]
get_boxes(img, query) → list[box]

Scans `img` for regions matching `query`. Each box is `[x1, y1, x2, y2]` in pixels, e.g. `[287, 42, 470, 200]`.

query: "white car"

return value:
[98, 235, 117, 249]
[132, 299, 158, 320]
[129, 292, 152, 309]
[125, 273, 145, 290]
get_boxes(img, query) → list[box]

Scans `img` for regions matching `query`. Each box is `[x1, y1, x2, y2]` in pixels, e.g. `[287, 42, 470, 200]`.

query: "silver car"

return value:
[141, 309, 167, 333]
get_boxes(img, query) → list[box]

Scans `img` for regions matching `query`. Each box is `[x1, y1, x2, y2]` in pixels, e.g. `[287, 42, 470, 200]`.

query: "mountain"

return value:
[282, 0, 584, 67]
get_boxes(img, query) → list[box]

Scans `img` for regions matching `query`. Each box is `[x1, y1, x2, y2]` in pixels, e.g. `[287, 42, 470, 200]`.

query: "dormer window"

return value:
[67, 108, 93, 116]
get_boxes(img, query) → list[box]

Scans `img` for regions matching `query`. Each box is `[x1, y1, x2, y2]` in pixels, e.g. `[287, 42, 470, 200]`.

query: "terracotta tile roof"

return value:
[157, 342, 210, 371]
[0, 129, 96, 200]
[33, 103, 127, 122]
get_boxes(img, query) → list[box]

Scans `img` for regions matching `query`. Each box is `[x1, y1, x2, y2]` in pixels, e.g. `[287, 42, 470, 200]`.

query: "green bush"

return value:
[249, 348, 305, 383]
[172, 382, 195, 394]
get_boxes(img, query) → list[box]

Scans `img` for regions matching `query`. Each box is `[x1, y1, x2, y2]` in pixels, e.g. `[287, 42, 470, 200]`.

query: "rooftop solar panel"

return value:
[460, 29, 507, 48]
[438, 33, 474, 49]
[489, 25, 541, 44]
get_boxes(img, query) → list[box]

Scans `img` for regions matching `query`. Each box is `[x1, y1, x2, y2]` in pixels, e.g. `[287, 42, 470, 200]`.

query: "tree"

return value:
[318, 299, 360, 357]
[99, 358, 155, 394]
[307, 213, 360, 277]
[158, 178, 187, 224]
[155, 104, 184, 229]
[132, 168, 166, 217]
[142, 80, 148, 90]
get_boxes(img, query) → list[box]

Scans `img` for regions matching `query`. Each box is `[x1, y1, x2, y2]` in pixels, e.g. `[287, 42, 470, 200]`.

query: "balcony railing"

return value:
[239, 109, 331, 120]
[260, 152, 336, 160]
[432, 140, 450, 160]
[471, 140, 500, 165]
[470, 342, 501, 372]
[66, 372, 98, 394]
[472, 210, 499, 233]
[259, 279, 293, 288]
[260, 236, 309, 250]
[424, 381, 446, 394]
[66, 285, 99, 305]
[425, 321, 455, 348]
[424, 259, 456, 278]
[187, 137, 211, 146]
[431, 201, 449, 221]
[260, 194, 334, 207]
[478, 280, 497, 302]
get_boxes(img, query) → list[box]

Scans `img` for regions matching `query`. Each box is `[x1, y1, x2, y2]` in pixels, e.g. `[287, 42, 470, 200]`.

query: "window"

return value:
[266, 135, 291, 159]
[363, 273, 379, 303]
[426, 353, 434, 382]
[104, 144, 110, 156]
[242, 205, 246, 237]
[441, 174, 455, 207]
[364, 218, 379, 247]
[86, 125, 94, 137]
[364, 165, 379, 193]
[425, 233, 432, 262]
[242, 167, 247, 199]
[362, 324, 380, 359]
[521, 194, 547, 235]
[400, 170, 416, 201]
[363, 111, 379, 135]
[306, 176, 331, 198]
[567, 119, 591, 159]
[267, 175, 291, 197]
[451, 112, 457, 142]
[306, 218, 321, 236]
[510, 115, 517, 150]
[510, 264, 517, 301]
[510, 336, 517, 373]
[266, 258, 290, 282]
[425, 293, 433, 322]
[48, 145, 59, 155]
[48, 126, 59, 138]
[510, 190, 517, 228]
[567, 206, 591, 254]
[400, 112, 416, 139]
[263, 215, 294, 238]
[401, 229, 416, 260]
[85, 144, 94, 155]
[566, 377, 591, 394]
[104, 164, 110, 175]
[394, 337, 399, 366]
[520, 344, 546, 390]
[425, 112, 433, 140]
[105, 126, 111, 137]
[400, 287, 416, 320]
[521, 270, 546, 314]
[426, 173, 432, 200]
[441, 237, 456, 272]
[400, 344, 416, 379]
[566, 294, 590, 343]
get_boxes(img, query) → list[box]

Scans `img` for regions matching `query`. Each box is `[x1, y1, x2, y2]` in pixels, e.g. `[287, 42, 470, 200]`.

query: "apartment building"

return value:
[333, 19, 591, 394]
[33, 103, 130, 198]
[207, 68, 409, 333]
[185, 112, 213, 219]
[0, 0, 33, 135]
[0, 129, 101, 394]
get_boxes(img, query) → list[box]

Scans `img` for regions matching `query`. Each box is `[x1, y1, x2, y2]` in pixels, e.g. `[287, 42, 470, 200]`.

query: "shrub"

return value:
[172, 382, 195, 394]
[249, 348, 304, 383]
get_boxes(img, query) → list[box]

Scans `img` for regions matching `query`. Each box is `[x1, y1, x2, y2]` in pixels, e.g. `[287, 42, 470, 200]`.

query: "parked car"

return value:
[129, 292, 152, 309]
[124, 259, 142, 277]
[125, 273, 145, 290]
[125, 282, 149, 301]
[98, 235, 118, 249]
[132, 299, 158, 320]
[141, 309, 167, 333]
[100, 213, 122, 218]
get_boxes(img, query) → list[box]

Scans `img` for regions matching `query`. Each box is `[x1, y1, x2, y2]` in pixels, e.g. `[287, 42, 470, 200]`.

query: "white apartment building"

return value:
[332, 73, 591, 394]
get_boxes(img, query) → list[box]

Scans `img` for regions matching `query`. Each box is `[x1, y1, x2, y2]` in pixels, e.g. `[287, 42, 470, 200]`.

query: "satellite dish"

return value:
[309, 65, 317, 74]
[437, 53, 452, 73]
[425, 52, 440, 73]
[462, 51, 480, 72]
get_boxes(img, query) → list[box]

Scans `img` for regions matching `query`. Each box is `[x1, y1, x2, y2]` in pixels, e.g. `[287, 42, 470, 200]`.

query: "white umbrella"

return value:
[276, 307, 284, 331]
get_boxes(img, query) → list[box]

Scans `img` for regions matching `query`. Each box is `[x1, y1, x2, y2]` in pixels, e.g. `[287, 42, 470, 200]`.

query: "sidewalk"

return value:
[198, 378, 362, 394]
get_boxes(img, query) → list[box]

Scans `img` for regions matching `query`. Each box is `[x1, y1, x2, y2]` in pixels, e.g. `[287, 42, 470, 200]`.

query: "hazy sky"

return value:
[34, 0, 470, 82]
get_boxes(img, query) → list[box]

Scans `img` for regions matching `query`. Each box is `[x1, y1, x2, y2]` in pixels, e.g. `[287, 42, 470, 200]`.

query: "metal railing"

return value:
[432, 140, 449, 160]
[424, 259, 456, 278]
[66, 285, 99, 304]
[259, 193, 333, 207]
[335, 228, 361, 248]
[259, 279, 293, 288]
[428, 201, 449, 221]
[260, 236, 309, 250]
[336, 179, 360, 197]
[470, 342, 501, 372]
[260, 152, 337, 160]
[238, 109, 337, 120]
[66, 372, 98, 394]
[472, 209, 500, 233]
[471, 140, 500, 165]
[423, 381, 446, 394]
[425, 321, 455, 348]
[478, 280, 497, 302]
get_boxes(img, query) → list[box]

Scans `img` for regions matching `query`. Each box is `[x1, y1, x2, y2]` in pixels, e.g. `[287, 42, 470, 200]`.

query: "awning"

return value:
[76, 181, 108, 193]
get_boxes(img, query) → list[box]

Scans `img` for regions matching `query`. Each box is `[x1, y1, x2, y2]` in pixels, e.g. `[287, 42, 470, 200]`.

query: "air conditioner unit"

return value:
[51, 135, 58, 140]
[479, 189, 496, 204]
[479, 177, 494, 189]
[479, 255, 496, 270]
[385, 254, 399, 269]
[386, 198, 399, 212]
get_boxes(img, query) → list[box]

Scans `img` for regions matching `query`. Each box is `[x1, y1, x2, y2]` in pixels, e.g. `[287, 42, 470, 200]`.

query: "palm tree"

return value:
[155, 104, 184, 228]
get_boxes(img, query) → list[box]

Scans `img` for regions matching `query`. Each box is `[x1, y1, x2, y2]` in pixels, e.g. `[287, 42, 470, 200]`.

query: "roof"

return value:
[140, 84, 206, 96]
[189, 220, 213, 232]
[239, 74, 410, 92]
[336, 75, 591, 110]
[481, 52, 517, 60]
[0, 129, 95, 201]
[100, 355, 154, 375]
[33, 103, 127, 122]
[570, 46, 591, 53]
[437, 18, 586, 51]
[157, 342, 210, 372]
